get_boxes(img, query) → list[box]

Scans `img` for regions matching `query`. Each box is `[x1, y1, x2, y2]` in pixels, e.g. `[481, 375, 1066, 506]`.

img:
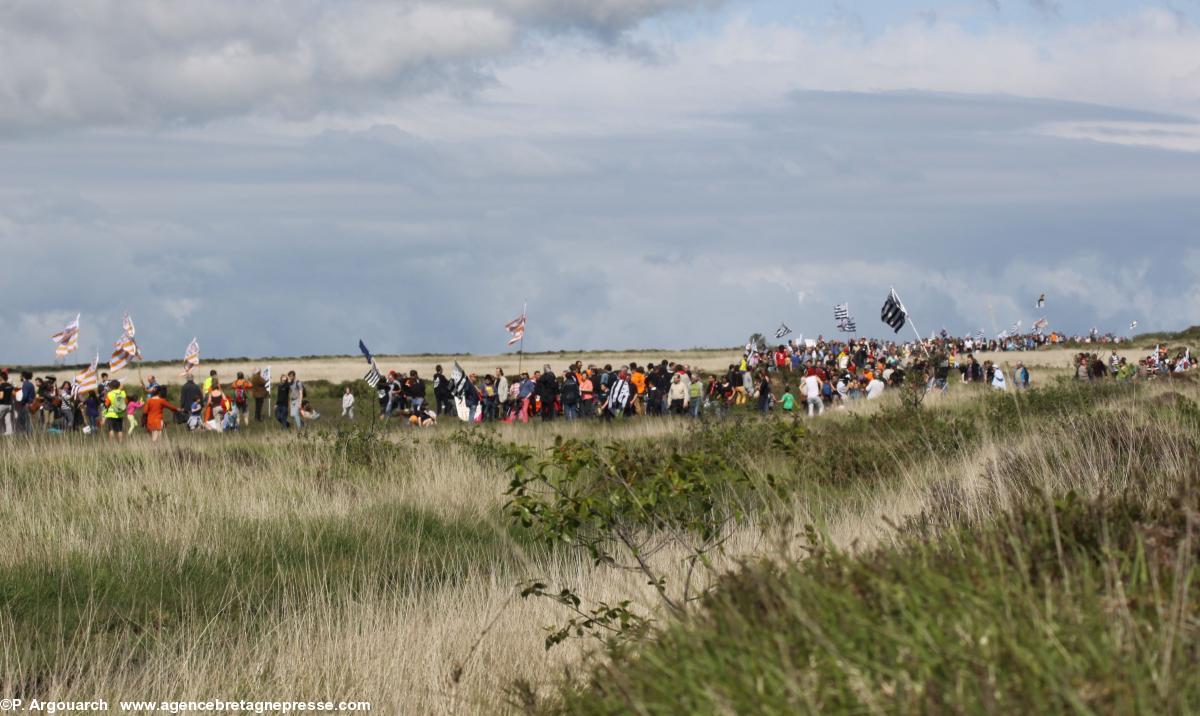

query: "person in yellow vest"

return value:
[202, 369, 219, 395]
[104, 379, 128, 442]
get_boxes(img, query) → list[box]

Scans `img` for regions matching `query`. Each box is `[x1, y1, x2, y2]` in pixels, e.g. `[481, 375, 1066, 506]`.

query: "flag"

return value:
[1130, 320, 1138, 332]
[51, 314, 80, 359]
[263, 366, 271, 394]
[1010, 320, 1022, 336]
[1032, 318, 1048, 332]
[359, 339, 383, 387]
[74, 353, 99, 395]
[364, 364, 384, 388]
[775, 323, 792, 339]
[834, 304, 850, 321]
[110, 331, 140, 372]
[122, 312, 136, 338]
[880, 289, 907, 334]
[975, 329, 986, 342]
[449, 361, 469, 397]
[358, 339, 375, 365]
[1036, 293, 1046, 309]
[505, 311, 526, 347]
[838, 319, 857, 333]
[182, 337, 200, 374]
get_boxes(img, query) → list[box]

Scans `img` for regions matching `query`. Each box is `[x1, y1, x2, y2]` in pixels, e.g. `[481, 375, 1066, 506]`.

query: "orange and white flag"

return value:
[505, 311, 526, 346]
[51, 314, 80, 359]
[183, 337, 200, 374]
[74, 353, 99, 395]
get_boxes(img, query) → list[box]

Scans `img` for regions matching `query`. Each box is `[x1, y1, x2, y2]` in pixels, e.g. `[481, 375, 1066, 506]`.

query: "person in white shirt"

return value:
[992, 366, 1008, 391]
[804, 372, 823, 416]
[341, 386, 356, 419]
[866, 378, 886, 400]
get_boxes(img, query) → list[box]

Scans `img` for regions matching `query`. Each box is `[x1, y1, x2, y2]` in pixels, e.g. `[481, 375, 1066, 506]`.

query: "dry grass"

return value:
[1, 374, 1191, 714]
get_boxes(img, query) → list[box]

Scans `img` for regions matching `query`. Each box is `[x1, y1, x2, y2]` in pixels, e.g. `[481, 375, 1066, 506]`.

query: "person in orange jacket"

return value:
[143, 386, 181, 443]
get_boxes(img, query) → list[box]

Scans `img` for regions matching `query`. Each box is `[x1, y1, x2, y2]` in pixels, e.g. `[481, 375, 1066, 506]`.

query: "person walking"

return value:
[231, 372, 252, 427]
[15, 371, 34, 434]
[668, 373, 688, 415]
[179, 374, 202, 426]
[757, 372, 772, 414]
[433, 365, 454, 416]
[143, 386, 181, 443]
[561, 371, 580, 420]
[250, 369, 268, 422]
[405, 370, 426, 412]
[104, 379, 128, 442]
[495, 368, 509, 420]
[275, 374, 291, 428]
[537, 364, 559, 421]
[0, 371, 14, 435]
[341, 386, 356, 420]
[288, 371, 304, 431]
[803, 370, 824, 417]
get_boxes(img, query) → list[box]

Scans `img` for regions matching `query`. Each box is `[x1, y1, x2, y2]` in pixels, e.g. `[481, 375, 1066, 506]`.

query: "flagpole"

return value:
[517, 300, 527, 375]
[893, 287, 930, 356]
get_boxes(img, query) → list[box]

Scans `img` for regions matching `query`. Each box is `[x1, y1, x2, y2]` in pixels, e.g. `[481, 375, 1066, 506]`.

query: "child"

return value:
[187, 399, 203, 431]
[126, 395, 144, 434]
[300, 400, 320, 421]
[780, 386, 796, 413]
[341, 386, 356, 419]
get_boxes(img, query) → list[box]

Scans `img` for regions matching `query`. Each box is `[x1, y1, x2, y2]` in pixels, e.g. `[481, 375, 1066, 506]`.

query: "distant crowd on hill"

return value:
[0, 333, 1191, 439]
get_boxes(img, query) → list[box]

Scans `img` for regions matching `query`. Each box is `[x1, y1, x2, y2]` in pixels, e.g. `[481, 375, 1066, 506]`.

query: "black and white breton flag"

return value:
[775, 323, 792, 339]
[364, 364, 383, 388]
[834, 303, 850, 321]
[838, 318, 857, 333]
[880, 289, 907, 334]
[975, 329, 986, 342]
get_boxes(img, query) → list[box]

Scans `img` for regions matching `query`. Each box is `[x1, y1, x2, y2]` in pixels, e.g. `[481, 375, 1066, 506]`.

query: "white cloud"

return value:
[0, 0, 718, 131]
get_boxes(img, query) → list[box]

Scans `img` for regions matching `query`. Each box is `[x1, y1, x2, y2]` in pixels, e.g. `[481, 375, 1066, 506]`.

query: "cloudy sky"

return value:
[3, 0, 1199, 362]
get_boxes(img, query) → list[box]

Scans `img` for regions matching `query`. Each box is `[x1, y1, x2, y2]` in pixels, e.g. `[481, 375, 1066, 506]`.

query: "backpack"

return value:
[562, 382, 580, 404]
[108, 391, 127, 415]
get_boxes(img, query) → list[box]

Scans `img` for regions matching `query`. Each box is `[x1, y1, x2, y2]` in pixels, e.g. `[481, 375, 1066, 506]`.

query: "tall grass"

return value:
[0, 376, 1193, 713]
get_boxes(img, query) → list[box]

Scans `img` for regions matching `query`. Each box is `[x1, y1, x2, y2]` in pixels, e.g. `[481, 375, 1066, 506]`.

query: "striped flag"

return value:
[880, 289, 907, 334]
[449, 361, 469, 397]
[1130, 320, 1138, 332]
[506, 310, 527, 347]
[1036, 293, 1046, 309]
[1032, 318, 1048, 332]
[838, 319, 857, 333]
[834, 304, 850, 321]
[74, 353, 99, 395]
[122, 312, 136, 338]
[364, 364, 384, 388]
[1010, 320, 1022, 336]
[182, 337, 200, 374]
[359, 339, 384, 387]
[263, 366, 271, 394]
[110, 332, 140, 372]
[975, 329, 986, 342]
[51, 314, 80, 359]
[775, 323, 792, 339]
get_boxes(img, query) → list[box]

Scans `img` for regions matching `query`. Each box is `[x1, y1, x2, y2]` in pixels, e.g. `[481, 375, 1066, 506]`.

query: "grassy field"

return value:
[2, 347, 1197, 713]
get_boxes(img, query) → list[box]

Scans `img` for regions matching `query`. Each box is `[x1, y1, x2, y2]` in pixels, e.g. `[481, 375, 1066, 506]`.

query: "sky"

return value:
[2, 0, 1199, 363]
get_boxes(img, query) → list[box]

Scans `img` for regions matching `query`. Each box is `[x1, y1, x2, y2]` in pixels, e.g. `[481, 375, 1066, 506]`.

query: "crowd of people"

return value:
[0, 367, 317, 440]
[0, 333, 1192, 439]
